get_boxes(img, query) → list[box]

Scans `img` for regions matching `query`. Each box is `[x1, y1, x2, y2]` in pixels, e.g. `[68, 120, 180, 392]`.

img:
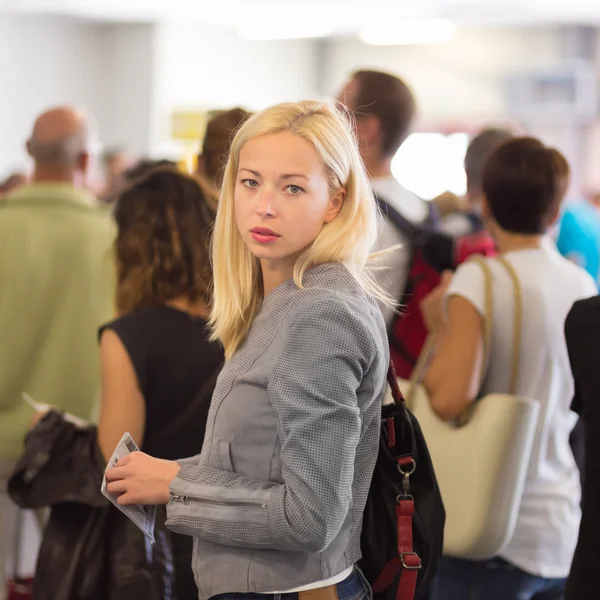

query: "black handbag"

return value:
[8, 411, 175, 600]
[360, 365, 445, 600]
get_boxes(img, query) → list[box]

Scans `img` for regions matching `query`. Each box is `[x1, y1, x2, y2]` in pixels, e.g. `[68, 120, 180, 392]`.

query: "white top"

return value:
[446, 246, 597, 578]
[372, 176, 429, 327]
[271, 567, 354, 593]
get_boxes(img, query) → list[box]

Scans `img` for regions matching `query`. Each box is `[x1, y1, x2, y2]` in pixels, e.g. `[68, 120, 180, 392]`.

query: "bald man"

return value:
[25, 106, 94, 185]
[0, 106, 115, 593]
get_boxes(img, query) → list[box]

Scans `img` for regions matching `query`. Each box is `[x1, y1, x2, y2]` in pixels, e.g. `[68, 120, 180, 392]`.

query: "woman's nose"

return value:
[256, 187, 276, 217]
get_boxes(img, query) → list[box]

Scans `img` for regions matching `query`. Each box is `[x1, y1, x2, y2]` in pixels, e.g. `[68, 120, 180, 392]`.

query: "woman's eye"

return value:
[286, 184, 305, 195]
[242, 179, 259, 188]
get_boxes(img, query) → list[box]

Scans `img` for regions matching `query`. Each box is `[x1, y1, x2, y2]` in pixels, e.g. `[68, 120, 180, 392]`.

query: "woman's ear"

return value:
[324, 188, 346, 224]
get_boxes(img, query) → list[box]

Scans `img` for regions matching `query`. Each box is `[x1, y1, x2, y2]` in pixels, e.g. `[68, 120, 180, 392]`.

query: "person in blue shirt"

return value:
[556, 194, 600, 287]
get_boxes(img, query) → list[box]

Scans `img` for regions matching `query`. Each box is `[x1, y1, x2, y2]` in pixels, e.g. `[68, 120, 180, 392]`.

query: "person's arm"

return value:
[420, 265, 485, 422]
[97, 328, 146, 462]
[107, 299, 379, 553]
[423, 296, 484, 421]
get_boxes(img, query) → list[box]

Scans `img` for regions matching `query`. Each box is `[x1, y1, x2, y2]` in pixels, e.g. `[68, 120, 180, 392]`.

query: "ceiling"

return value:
[2, 0, 600, 28]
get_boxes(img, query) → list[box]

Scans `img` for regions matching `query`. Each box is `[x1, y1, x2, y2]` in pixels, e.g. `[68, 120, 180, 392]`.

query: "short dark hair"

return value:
[483, 137, 567, 235]
[114, 167, 215, 315]
[123, 159, 177, 184]
[201, 107, 251, 188]
[351, 70, 416, 156]
[464, 128, 513, 195]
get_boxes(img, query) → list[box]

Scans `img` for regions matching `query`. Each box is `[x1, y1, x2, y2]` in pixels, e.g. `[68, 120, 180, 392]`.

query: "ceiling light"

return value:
[359, 19, 456, 46]
[238, 23, 333, 41]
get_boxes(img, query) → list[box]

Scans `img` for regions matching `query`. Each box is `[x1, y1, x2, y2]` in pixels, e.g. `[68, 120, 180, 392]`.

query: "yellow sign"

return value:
[171, 111, 209, 140]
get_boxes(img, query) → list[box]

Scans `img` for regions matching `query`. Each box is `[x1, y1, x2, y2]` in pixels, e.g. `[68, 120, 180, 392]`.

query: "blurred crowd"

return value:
[1, 67, 600, 600]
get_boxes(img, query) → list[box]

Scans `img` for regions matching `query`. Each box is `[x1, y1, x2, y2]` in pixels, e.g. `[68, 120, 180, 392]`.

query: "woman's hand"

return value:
[105, 452, 181, 505]
[420, 270, 453, 334]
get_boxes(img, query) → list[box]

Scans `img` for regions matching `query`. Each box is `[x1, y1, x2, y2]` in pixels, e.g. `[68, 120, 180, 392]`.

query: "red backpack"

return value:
[376, 197, 496, 379]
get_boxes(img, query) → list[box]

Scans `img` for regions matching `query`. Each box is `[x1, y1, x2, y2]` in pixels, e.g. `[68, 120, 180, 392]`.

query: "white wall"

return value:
[94, 23, 157, 156]
[151, 24, 320, 154]
[156, 24, 319, 110]
[0, 15, 106, 174]
[323, 26, 566, 122]
[0, 16, 157, 176]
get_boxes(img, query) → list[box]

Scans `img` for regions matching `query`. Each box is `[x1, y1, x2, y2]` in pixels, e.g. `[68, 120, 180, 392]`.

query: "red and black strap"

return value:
[371, 365, 422, 600]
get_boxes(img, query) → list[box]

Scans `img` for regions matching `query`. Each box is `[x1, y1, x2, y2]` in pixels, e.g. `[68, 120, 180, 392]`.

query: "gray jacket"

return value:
[166, 263, 389, 598]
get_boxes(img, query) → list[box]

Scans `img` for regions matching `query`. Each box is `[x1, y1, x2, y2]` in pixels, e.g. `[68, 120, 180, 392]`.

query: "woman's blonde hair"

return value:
[210, 100, 388, 358]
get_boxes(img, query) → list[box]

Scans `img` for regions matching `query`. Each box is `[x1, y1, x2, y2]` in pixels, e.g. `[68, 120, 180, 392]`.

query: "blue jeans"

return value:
[210, 569, 371, 600]
[431, 556, 566, 600]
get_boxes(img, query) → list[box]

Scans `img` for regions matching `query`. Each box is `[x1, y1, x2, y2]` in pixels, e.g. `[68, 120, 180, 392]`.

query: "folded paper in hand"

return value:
[101, 432, 157, 544]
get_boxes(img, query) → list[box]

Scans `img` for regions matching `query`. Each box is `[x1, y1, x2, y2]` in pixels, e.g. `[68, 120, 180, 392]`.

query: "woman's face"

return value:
[234, 131, 344, 272]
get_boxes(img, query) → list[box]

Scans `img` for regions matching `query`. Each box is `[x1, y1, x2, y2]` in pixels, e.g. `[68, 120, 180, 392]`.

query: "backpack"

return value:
[360, 364, 445, 600]
[376, 196, 496, 379]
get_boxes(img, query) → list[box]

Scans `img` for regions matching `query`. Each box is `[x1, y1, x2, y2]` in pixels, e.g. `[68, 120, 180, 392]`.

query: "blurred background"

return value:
[2, 0, 600, 201]
[3, 0, 600, 584]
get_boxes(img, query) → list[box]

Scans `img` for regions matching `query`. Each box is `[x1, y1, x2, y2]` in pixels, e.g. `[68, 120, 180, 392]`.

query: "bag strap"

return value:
[387, 361, 407, 407]
[470, 256, 522, 395]
[375, 193, 422, 242]
[396, 499, 421, 600]
[495, 256, 523, 395]
[371, 499, 421, 600]
[371, 364, 421, 600]
[468, 256, 494, 387]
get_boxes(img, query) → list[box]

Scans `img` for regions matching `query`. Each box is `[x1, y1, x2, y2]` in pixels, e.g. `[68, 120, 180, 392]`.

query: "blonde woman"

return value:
[106, 101, 389, 600]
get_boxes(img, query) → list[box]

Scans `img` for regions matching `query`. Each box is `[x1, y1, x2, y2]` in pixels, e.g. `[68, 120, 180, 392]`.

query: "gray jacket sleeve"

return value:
[175, 454, 201, 468]
[165, 298, 377, 553]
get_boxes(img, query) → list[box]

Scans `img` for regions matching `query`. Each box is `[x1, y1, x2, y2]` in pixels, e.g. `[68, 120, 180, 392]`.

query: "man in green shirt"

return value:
[0, 106, 115, 590]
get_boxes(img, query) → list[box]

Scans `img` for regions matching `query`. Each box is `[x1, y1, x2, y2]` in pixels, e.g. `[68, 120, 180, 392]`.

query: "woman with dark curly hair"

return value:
[97, 166, 224, 599]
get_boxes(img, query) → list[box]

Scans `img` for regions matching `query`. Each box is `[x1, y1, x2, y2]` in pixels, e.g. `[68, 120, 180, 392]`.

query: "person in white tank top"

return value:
[419, 137, 596, 600]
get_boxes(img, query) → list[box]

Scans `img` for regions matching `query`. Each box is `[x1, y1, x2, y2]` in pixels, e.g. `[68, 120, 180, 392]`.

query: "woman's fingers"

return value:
[105, 453, 143, 482]
[105, 453, 176, 506]
[117, 492, 136, 506]
[106, 479, 142, 504]
[105, 462, 134, 481]
[106, 479, 128, 494]
[117, 454, 132, 467]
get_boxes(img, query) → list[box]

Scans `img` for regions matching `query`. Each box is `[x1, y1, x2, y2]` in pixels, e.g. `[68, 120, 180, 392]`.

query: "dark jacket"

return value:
[8, 411, 175, 600]
[565, 296, 600, 600]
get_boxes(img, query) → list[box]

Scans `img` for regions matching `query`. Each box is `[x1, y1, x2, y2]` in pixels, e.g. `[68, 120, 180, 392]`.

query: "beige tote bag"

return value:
[387, 256, 540, 560]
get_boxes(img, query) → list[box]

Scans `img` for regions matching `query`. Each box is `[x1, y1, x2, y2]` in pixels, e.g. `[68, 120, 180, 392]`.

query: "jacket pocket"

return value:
[268, 436, 283, 483]
[219, 440, 235, 472]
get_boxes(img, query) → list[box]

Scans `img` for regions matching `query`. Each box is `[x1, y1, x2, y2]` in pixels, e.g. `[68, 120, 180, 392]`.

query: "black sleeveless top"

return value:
[99, 305, 224, 460]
